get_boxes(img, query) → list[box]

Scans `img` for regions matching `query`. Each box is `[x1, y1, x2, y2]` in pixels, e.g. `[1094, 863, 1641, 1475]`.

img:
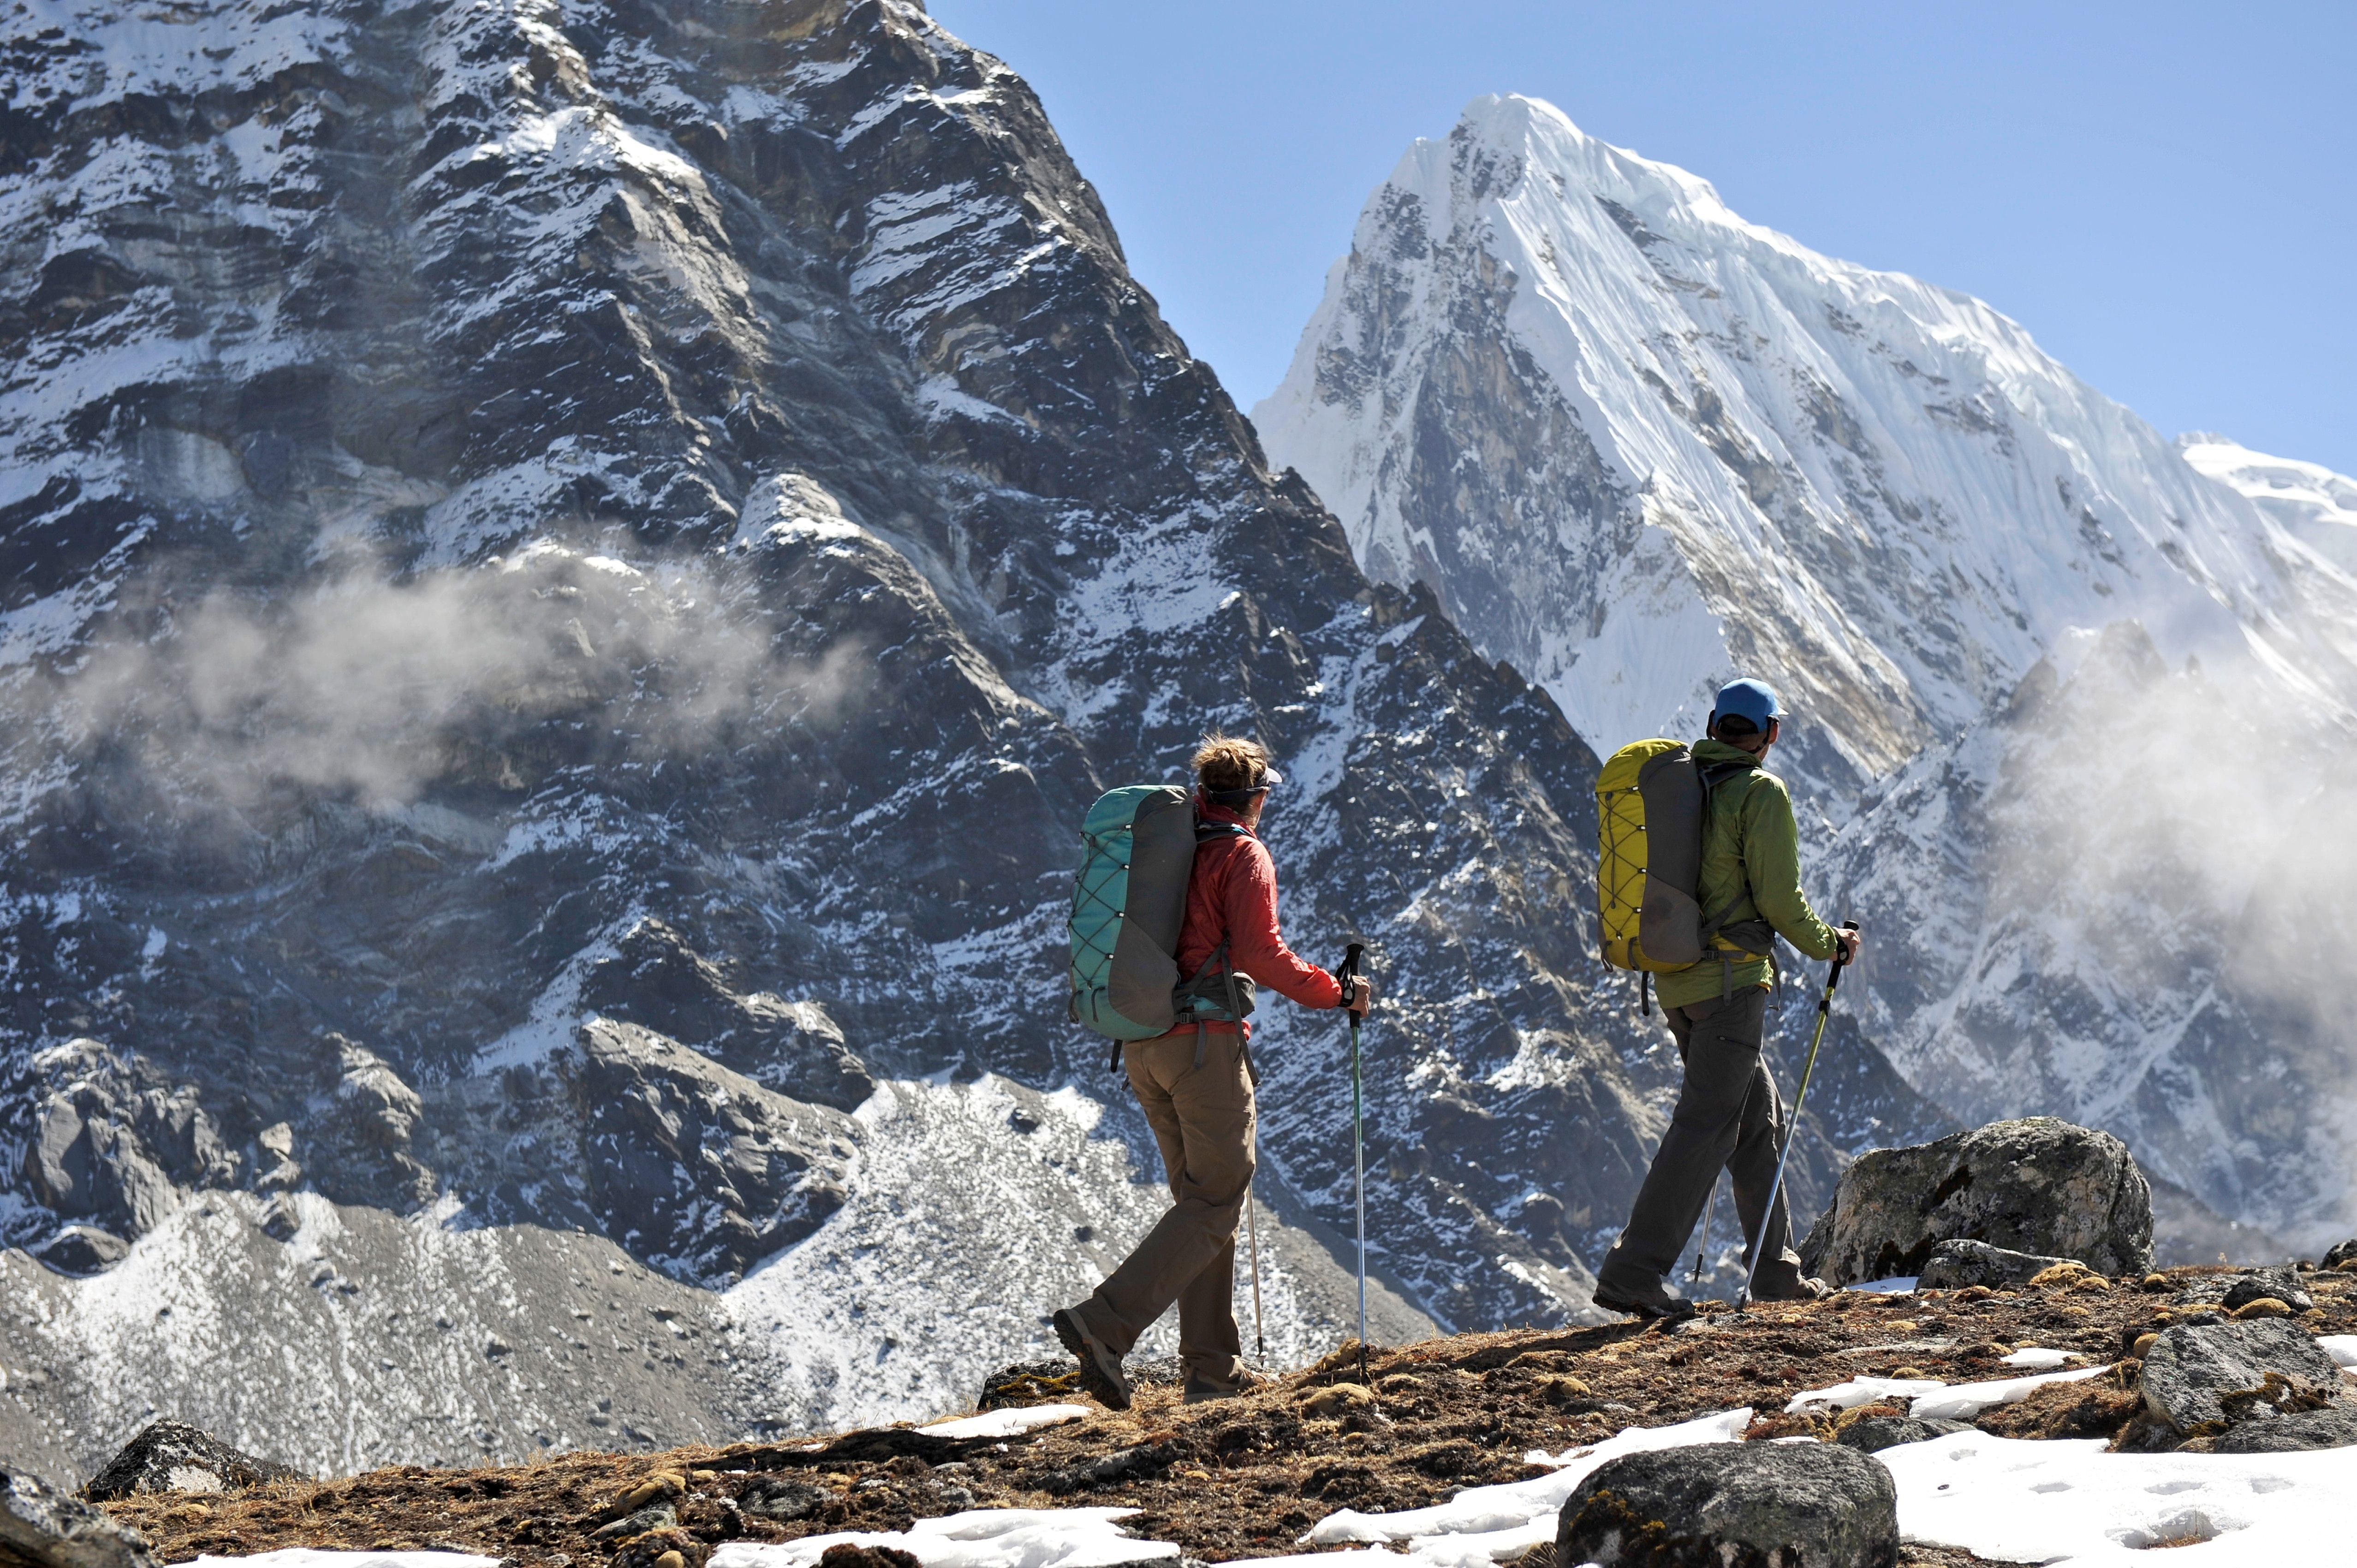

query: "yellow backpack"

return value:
[1595, 739, 1760, 980]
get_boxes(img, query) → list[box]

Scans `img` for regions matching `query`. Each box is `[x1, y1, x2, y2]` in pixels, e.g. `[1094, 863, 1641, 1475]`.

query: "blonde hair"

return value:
[1191, 731, 1270, 795]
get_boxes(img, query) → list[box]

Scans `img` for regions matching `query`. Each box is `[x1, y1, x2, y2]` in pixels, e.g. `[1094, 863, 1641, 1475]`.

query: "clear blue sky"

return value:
[929, 0, 2356, 475]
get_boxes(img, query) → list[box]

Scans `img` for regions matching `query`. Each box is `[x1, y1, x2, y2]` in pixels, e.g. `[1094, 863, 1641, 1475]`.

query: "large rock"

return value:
[2220, 1268, 2312, 1314]
[0, 1465, 156, 1568]
[2209, 1402, 2357, 1453]
[1558, 1441, 1898, 1568]
[2138, 1319, 2344, 1435]
[1833, 1415, 1971, 1455]
[24, 1226, 130, 1278]
[1799, 1118, 2152, 1285]
[81, 1420, 302, 1503]
[1913, 1239, 2068, 1291]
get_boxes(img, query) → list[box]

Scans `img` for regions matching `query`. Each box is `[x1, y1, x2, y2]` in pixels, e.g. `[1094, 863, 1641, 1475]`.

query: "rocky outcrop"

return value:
[1800, 1118, 2153, 1285]
[430, 1020, 857, 1289]
[24, 1227, 129, 1278]
[1558, 1442, 1898, 1568]
[2209, 1403, 2357, 1453]
[577, 921, 874, 1113]
[0, 1467, 154, 1568]
[570, 1020, 854, 1286]
[5, 1042, 239, 1246]
[81, 1422, 301, 1503]
[303, 1037, 438, 1214]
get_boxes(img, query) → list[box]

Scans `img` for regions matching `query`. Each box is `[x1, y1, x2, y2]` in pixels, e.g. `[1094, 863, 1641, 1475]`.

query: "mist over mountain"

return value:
[1253, 94, 2357, 1250]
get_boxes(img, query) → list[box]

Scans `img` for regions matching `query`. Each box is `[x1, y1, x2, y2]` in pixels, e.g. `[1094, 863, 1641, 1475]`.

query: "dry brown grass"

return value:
[98, 1267, 2355, 1566]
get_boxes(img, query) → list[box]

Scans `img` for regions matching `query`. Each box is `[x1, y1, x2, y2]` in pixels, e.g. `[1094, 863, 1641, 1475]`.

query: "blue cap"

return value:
[1712, 677, 1786, 729]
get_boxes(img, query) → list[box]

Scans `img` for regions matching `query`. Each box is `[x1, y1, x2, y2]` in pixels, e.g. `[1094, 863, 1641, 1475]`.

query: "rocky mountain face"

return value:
[0, 3, 1944, 1479]
[1253, 94, 2357, 1250]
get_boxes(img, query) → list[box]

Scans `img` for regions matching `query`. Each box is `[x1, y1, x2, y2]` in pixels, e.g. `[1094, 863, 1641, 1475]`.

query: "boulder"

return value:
[1, 1464, 156, 1568]
[1798, 1117, 2151, 1285]
[82, 1420, 302, 1502]
[2137, 1320, 2344, 1436]
[2208, 1402, 2357, 1453]
[1833, 1416, 1971, 1454]
[1558, 1441, 1898, 1568]
[26, 1226, 130, 1277]
[2322, 1239, 2357, 1270]
[2221, 1268, 2314, 1314]
[1914, 1239, 2068, 1291]
[737, 1475, 834, 1521]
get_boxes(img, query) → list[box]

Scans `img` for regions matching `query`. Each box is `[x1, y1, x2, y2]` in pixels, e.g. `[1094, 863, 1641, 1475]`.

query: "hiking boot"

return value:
[1751, 1273, 1833, 1302]
[1051, 1307, 1132, 1412]
[1592, 1277, 1698, 1322]
[1182, 1369, 1269, 1404]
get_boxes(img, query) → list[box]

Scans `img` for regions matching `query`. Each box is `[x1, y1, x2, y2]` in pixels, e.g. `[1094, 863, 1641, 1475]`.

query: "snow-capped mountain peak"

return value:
[1257, 95, 2352, 795]
[1256, 94, 2357, 1246]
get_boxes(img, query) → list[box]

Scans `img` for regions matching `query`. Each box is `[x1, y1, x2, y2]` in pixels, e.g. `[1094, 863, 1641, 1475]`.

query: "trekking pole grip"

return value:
[1827, 921, 1860, 992]
[1338, 942, 1364, 1004]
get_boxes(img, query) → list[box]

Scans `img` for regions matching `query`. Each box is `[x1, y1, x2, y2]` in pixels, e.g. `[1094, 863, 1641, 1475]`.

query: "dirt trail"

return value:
[101, 1267, 2356, 1568]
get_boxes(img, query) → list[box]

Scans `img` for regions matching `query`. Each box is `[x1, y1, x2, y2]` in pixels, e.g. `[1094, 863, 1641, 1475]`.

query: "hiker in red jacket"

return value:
[1054, 732, 1372, 1408]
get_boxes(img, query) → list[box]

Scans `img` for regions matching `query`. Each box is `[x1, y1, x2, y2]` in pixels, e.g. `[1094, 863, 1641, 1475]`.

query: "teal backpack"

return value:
[1068, 785, 1256, 1053]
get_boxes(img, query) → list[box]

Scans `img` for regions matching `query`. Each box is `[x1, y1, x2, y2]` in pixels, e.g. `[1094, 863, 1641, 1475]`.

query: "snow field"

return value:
[1881, 1432, 2357, 1565]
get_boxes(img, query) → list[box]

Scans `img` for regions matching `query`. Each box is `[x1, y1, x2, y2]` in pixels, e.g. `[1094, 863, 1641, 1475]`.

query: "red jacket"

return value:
[1155, 796, 1343, 1039]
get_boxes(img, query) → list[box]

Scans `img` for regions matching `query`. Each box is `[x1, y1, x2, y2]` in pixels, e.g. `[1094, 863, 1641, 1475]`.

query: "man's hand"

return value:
[1343, 974, 1375, 1017]
[1835, 928, 1864, 966]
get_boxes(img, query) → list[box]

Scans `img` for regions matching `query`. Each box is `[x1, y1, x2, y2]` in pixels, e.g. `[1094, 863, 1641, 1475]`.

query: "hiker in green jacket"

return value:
[1593, 677, 1864, 1319]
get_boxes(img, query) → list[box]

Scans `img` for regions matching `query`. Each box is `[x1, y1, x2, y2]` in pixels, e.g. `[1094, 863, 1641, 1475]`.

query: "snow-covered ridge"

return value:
[2182, 434, 2357, 572]
[1256, 94, 2357, 791]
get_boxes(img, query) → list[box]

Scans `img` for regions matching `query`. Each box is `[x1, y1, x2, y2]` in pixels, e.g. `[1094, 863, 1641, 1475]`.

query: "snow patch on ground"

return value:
[711, 1509, 1174, 1568]
[190, 1556, 497, 1568]
[1910, 1365, 2112, 1422]
[917, 1404, 1087, 1439]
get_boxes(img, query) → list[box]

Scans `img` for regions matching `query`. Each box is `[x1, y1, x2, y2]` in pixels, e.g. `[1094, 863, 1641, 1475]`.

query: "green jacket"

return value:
[1655, 738, 1840, 1010]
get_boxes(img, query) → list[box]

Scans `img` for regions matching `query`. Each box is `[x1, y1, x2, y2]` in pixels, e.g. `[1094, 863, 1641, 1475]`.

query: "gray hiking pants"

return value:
[1595, 986, 1807, 1298]
[1065, 1028, 1255, 1385]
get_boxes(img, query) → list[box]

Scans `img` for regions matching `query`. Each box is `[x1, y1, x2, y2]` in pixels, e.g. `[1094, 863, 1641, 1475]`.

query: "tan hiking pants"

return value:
[1067, 1028, 1256, 1384]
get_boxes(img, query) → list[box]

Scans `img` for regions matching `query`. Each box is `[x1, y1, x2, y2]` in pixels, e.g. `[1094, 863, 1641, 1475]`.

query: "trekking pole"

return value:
[1739, 922, 1857, 1309]
[1338, 942, 1369, 1384]
[1692, 1175, 1718, 1286]
[1245, 1186, 1267, 1362]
